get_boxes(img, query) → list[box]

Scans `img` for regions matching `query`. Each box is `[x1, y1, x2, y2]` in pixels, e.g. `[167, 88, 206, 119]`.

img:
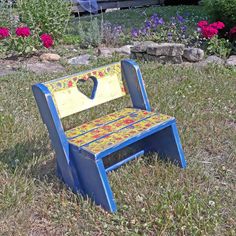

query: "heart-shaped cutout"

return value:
[76, 76, 98, 99]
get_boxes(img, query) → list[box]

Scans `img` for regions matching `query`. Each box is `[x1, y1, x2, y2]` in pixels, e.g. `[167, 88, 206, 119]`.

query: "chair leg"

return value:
[146, 122, 187, 168]
[72, 155, 117, 212]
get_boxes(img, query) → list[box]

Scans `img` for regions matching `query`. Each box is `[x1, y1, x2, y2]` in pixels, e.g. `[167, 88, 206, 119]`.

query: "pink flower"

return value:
[202, 26, 218, 39]
[68, 81, 73, 87]
[16, 27, 31, 37]
[197, 21, 208, 28]
[201, 26, 218, 39]
[209, 21, 225, 30]
[0, 27, 10, 39]
[229, 26, 236, 39]
[40, 33, 54, 48]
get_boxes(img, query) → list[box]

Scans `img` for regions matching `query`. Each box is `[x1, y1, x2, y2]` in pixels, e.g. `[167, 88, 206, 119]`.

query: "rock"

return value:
[144, 54, 183, 64]
[68, 54, 90, 65]
[147, 43, 185, 57]
[25, 62, 65, 74]
[131, 41, 157, 53]
[183, 48, 204, 62]
[40, 53, 61, 62]
[226, 55, 236, 66]
[114, 45, 132, 55]
[198, 55, 225, 66]
[0, 65, 18, 77]
[97, 47, 115, 58]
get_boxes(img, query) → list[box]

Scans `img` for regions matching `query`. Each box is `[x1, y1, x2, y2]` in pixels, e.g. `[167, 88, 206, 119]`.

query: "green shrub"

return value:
[200, 0, 236, 29]
[206, 36, 232, 58]
[17, 0, 71, 40]
[77, 18, 102, 48]
[0, 1, 14, 28]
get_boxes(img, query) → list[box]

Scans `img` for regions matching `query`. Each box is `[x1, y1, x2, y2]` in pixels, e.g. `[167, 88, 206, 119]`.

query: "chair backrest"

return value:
[43, 62, 127, 118]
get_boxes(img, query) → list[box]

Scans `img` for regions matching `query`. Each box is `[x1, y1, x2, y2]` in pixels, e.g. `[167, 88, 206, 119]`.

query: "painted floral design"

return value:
[66, 108, 138, 138]
[68, 109, 155, 147]
[82, 113, 172, 154]
[68, 109, 172, 154]
[44, 62, 125, 95]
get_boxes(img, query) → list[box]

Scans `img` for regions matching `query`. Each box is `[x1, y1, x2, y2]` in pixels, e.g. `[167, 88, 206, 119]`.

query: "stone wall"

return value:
[131, 41, 204, 64]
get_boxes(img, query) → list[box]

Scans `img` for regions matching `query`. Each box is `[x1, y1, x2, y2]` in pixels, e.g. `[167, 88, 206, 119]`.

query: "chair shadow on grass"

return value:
[0, 135, 61, 189]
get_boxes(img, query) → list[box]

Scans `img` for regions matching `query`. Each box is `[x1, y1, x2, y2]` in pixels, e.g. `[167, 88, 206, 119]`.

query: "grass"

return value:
[0, 59, 235, 235]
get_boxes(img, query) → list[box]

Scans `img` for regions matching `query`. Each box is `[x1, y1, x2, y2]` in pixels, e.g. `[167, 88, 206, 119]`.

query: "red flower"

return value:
[209, 21, 225, 30]
[40, 33, 54, 48]
[197, 20, 208, 28]
[68, 81, 73, 87]
[201, 26, 218, 39]
[229, 26, 236, 39]
[98, 71, 104, 77]
[0, 27, 10, 39]
[124, 118, 134, 124]
[16, 27, 31, 37]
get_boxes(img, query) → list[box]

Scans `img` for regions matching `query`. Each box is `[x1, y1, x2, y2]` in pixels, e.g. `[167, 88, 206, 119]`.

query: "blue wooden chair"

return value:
[32, 59, 186, 213]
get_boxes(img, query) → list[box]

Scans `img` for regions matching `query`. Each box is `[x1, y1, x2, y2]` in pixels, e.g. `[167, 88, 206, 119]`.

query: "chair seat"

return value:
[67, 108, 173, 155]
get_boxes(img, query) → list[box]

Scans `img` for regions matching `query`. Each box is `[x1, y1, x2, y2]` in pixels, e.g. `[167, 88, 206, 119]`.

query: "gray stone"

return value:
[0, 66, 18, 77]
[147, 43, 185, 57]
[97, 47, 115, 58]
[25, 62, 65, 74]
[198, 55, 225, 66]
[40, 53, 61, 62]
[135, 52, 145, 60]
[131, 41, 157, 53]
[183, 48, 204, 62]
[68, 54, 90, 65]
[226, 55, 236, 66]
[143, 54, 182, 64]
[114, 45, 132, 55]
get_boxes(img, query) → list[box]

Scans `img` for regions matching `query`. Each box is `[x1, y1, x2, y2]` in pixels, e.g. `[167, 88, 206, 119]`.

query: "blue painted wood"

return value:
[144, 121, 187, 168]
[70, 148, 117, 212]
[121, 59, 151, 111]
[32, 84, 81, 191]
[105, 150, 145, 172]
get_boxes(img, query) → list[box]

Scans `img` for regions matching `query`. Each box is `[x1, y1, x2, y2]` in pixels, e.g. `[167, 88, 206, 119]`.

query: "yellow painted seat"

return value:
[66, 108, 173, 155]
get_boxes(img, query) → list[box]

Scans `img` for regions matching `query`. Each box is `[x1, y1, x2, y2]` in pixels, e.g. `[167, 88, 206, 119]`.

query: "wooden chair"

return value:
[32, 59, 186, 212]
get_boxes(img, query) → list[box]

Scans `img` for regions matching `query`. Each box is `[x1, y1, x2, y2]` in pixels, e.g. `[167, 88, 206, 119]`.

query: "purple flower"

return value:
[183, 12, 191, 17]
[145, 20, 152, 29]
[167, 32, 172, 42]
[150, 14, 158, 22]
[181, 25, 187, 32]
[114, 25, 122, 32]
[140, 27, 147, 35]
[131, 28, 139, 38]
[177, 15, 185, 23]
[171, 16, 176, 25]
[158, 18, 164, 25]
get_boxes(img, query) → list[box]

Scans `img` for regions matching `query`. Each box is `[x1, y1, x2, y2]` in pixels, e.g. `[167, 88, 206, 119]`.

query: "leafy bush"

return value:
[206, 35, 232, 58]
[200, 0, 236, 29]
[0, 0, 14, 28]
[77, 18, 102, 48]
[17, 0, 71, 40]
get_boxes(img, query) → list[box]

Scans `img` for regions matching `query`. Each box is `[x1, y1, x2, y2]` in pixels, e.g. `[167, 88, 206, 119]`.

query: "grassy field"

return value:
[0, 59, 235, 235]
[0, 5, 236, 236]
